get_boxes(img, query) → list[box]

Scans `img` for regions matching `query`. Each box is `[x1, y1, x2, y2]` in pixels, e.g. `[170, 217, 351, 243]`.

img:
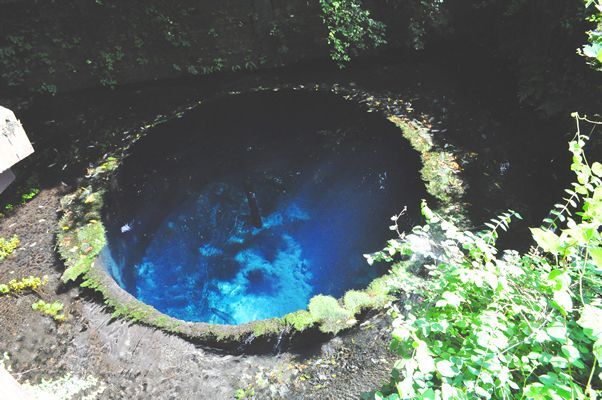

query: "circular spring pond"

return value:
[103, 91, 426, 325]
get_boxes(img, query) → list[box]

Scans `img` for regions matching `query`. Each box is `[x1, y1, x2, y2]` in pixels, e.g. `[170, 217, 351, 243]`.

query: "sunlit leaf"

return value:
[436, 359, 457, 378]
[553, 290, 573, 315]
[530, 228, 562, 255]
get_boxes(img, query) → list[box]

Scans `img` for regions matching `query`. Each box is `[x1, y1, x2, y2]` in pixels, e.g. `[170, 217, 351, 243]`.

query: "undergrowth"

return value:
[0, 275, 47, 294]
[0, 235, 20, 260]
[0, 275, 66, 322]
[368, 114, 602, 399]
[32, 300, 66, 321]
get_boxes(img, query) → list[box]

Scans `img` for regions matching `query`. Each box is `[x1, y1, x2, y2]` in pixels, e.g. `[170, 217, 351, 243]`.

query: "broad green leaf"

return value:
[538, 372, 558, 387]
[583, 44, 599, 58]
[591, 247, 602, 270]
[442, 291, 462, 308]
[436, 291, 463, 308]
[560, 345, 580, 362]
[549, 356, 568, 368]
[416, 341, 435, 374]
[594, 338, 602, 360]
[534, 329, 550, 343]
[578, 305, 602, 337]
[474, 385, 491, 399]
[436, 359, 457, 378]
[530, 228, 562, 255]
[420, 389, 435, 400]
[552, 290, 573, 315]
[546, 322, 567, 342]
[548, 270, 571, 291]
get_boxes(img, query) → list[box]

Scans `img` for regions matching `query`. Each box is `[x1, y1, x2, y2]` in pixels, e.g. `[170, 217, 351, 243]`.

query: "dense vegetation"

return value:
[367, 115, 601, 398]
[318, 0, 602, 398]
[319, 0, 602, 116]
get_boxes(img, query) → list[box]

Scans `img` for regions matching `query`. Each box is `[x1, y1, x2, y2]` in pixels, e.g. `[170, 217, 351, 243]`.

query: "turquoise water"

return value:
[105, 92, 424, 325]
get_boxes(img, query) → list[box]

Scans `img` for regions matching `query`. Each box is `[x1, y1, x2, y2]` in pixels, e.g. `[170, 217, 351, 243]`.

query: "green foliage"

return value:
[1, 276, 65, 323]
[405, 0, 447, 51]
[0, 235, 20, 261]
[234, 386, 255, 399]
[90, 46, 125, 88]
[32, 300, 65, 322]
[308, 294, 355, 334]
[581, 0, 602, 69]
[39, 82, 57, 95]
[319, 0, 386, 67]
[145, 5, 191, 48]
[369, 115, 602, 399]
[20, 187, 39, 203]
[1, 179, 41, 214]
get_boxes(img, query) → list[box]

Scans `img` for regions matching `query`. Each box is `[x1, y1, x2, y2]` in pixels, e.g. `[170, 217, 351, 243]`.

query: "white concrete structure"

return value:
[0, 106, 34, 194]
[0, 365, 34, 399]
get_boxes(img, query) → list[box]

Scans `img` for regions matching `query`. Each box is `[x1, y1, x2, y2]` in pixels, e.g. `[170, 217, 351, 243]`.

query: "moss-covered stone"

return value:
[389, 115, 433, 153]
[343, 290, 378, 314]
[308, 295, 355, 334]
[388, 116, 464, 205]
[252, 319, 285, 336]
[283, 310, 315, 331]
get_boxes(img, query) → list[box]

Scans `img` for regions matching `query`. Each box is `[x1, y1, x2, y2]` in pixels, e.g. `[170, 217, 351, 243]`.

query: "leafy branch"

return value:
[368, 115, 602, 399]
[319, 0, 386, 67]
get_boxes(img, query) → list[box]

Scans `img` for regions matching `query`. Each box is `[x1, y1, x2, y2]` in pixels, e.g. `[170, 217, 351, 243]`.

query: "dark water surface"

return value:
[104, 91, 426, 324]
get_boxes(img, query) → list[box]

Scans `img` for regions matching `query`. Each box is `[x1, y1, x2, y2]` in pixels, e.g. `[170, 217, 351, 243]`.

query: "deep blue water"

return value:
[105, 92, 425, 324]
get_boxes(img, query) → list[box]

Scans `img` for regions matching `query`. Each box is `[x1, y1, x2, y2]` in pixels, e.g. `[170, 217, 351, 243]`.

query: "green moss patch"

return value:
[343, 290, 380, 314]
[308, 295, 355, 334]
[388, 116, 464, 205]
[283, 310, 315, 331]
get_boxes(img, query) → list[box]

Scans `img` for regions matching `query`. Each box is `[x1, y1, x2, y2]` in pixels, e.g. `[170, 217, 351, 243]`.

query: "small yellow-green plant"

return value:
[234, 386, 255, 400]
[1, 276, 65, 322]
[20, 187, 39, 203]
[32, 300, 65, 321]
[0, 235, 20, 260]
[0, 275, 47, 294]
